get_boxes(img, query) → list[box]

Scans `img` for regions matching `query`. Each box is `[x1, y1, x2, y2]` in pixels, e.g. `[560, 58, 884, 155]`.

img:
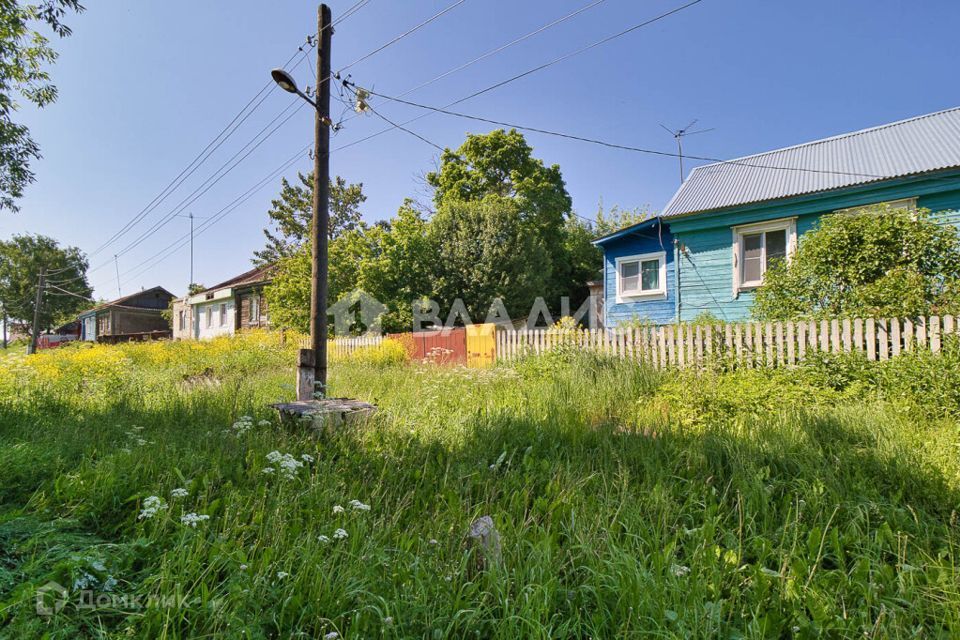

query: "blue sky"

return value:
[2, 0, 959, 299]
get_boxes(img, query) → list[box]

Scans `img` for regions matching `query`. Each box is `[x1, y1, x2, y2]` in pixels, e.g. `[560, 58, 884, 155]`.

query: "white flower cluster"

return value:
[348, 499, 370, 512]
[318, 528, 349, 544]
[232, 415, 255, 435]
[138, 496, 167, 520]
[170, 487, 189, 498]
[265, 450, 307, 480]
[670, 564, 691, 577]
[180, 512, 211, 527]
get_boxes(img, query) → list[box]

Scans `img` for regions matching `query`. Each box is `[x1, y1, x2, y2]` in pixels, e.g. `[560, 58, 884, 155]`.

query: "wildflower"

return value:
[348, 499, 371, 512]
[138, 496, 166, 520]
[262, 467, 275, 475]
[301, 453, 315, 463]
[324, 632, 340, 640]
[276, 571, 289, 579]
[317, 534, 331, 544]
[239, 564, 248, 571]
[180, 512, 211, 527]
[265, 451, 304, 479]
[258, 419, 271, 427]
[429, 538, 438, 545]
[170, 488, 189, 498]
[670, 564, 691, 577]
[231, 416, 255, 435]
[333, 528, 348, 540]
[332, 505, 345, 514]
[384, 616, 394, 626]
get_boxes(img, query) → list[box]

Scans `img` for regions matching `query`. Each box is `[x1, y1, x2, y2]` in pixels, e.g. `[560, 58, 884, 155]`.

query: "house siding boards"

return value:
[668, 173, 960, 322]
[79, 287, 174, 341]
[599, 223, 676, 327]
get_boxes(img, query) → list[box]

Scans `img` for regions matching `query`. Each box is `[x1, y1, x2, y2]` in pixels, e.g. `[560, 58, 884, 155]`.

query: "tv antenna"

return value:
[660, 119, 714, 183]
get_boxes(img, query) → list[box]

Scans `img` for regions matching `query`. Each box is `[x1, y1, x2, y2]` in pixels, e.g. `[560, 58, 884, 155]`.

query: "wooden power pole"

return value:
[28, 267, 45, 355]
[309, 3, 332, 397]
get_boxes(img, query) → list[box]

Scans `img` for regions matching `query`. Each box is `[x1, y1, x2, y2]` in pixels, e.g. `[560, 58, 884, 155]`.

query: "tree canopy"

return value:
[254, 172, 366, 265]
[753, 205, 960, 320]
[0, 0, 84, 212]
[0, 233, 91, 332]
[265, 130, 606, 334]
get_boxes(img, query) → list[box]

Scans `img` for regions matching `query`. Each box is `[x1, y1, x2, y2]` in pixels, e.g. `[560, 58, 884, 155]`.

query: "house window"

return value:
[219, 303, 227, 327]
[836, 197, 917, 216]
[250, 295, 260, 324]
[178, 310, 186, 331]
[615, 251, 667, 302]
[205, 306, 212, 329]
[732, 218, 797, 293]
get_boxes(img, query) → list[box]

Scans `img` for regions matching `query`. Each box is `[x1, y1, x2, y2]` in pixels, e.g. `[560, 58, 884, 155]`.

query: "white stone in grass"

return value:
[466, 515, 502, 575]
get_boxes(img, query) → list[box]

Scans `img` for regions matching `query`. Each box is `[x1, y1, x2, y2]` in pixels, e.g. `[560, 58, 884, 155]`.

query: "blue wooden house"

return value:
[594, 107, 960, 326]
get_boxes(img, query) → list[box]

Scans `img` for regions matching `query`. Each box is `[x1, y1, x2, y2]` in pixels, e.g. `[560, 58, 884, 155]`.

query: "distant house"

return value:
[174, 265, 273, 340]
[78, 287, 175, 342]
[594, 107, 960, 326]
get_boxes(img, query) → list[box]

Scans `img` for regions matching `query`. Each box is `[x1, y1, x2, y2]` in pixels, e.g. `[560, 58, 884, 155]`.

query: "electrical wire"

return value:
[332, 0, 705, 154]
[347, 87, 888, 180]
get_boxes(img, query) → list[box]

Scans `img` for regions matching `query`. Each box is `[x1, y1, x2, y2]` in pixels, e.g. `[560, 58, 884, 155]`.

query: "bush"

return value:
[336, 338, 408, 367]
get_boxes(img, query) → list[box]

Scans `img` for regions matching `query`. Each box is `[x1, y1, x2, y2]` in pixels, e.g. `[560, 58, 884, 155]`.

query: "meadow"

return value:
[1, 332, 959, 638]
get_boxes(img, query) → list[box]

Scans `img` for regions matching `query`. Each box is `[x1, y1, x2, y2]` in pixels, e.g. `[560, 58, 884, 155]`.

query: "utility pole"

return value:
[28, 267, 45, 355]
[114, 255, 121, 298]
[310, 3, 332, 397]
[176, 212, 201, 287]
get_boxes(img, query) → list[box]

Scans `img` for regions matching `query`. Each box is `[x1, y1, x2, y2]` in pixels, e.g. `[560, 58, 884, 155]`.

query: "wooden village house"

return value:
[172, 265, 273, 340]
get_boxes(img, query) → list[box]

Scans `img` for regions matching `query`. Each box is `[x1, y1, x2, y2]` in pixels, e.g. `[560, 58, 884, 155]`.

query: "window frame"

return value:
[219, 303, 227, 327]
[834, 197, 917, 216]
[731, 217, 797, 295]
[250, 295, 260, 325]
[205, 306, 212, 329]
[614, 251, 667, 303]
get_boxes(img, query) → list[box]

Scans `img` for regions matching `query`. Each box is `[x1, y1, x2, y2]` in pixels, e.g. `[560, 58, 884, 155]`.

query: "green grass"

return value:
[0, 336, 959, 638]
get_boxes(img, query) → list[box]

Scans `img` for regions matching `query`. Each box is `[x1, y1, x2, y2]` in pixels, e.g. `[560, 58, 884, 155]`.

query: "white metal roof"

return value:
[661, 107, 960, 218]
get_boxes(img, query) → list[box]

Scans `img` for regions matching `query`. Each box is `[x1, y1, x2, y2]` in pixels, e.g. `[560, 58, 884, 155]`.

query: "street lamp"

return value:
[270, 68, 318, 108]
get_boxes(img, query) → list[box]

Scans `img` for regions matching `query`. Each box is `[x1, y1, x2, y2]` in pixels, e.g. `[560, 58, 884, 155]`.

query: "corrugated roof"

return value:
[201, 264, 275, 294]
[662, 107, 960, 218]
[80, 286, 174, 315]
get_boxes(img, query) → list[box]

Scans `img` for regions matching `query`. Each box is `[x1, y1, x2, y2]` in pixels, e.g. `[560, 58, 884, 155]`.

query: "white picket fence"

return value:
[303, 334, 383, 358]
[495, 315, 958, 369]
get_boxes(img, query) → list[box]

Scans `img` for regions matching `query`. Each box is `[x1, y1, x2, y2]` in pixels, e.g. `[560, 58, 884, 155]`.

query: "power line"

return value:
[349, 86, 888, 180]
[76, 0, 373, 267]
[335, 0, 469, 76]
[333, 0, 607, 131]
[85, 43, 315, 262]
[114, 144, 312, 289]
[332, 0, 705, 154]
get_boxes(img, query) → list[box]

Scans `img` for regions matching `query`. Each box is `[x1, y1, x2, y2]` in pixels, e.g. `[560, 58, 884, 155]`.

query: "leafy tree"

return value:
[753, 205, 960, 320]
[0, 233, 91, 333]
[594, 202, 653, 236]
[1, 0, 84, 212]
[428, 196, 549, 322]
[264, 227, 374, 333]
[426, 129, 573, 306]
[357, 202, 436, 332]
[254, 172, 366, 265]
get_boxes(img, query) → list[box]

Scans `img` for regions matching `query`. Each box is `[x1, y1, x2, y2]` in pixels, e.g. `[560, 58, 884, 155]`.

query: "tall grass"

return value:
[0, 335, 958, 638]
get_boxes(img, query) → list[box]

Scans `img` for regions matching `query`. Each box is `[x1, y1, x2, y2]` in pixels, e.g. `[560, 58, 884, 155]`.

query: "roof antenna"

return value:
[660, 119, 715, 184]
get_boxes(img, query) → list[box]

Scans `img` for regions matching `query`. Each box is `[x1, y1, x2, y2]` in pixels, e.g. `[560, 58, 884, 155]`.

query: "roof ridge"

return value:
[690, 106, 960, 174]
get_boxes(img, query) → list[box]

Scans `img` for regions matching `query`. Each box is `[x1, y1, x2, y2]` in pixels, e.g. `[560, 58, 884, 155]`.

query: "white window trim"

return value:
[205, 306, 212, 329]
[835, 197, 917, 216]
[615, 251, 667, 303]
[219, 303, 227, 327]
[732, 217, 797, 296]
